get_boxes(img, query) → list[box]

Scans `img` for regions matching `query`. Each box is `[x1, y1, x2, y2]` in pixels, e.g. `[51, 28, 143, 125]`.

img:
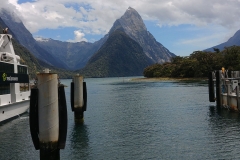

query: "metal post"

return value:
[37, 72, 59, 160]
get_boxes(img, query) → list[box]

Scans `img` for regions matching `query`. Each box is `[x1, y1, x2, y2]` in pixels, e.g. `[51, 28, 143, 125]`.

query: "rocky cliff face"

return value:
[109, 7, 175, 63]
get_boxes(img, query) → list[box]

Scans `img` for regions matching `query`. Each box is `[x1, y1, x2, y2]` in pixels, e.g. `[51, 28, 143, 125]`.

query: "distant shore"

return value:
[131, 77, 207, 82]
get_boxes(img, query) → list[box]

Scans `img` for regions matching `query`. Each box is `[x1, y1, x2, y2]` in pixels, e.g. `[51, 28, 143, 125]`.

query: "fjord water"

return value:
[1, 77, 240, 159]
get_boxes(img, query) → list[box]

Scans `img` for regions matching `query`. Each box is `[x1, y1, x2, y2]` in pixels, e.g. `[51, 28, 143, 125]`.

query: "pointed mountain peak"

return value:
[109, 7, 146, 35]
[126, 7, 137, 13]
[118, 7, 147, 32]
[108, 7, 175, 64]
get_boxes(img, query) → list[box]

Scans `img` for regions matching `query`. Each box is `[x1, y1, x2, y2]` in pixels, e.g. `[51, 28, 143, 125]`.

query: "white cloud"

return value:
[0, 0, 22, 23]
[171, 24, 238, 55]
[67, 30, 87, 42]
[178, 33, 224, 48]
[5, 1, 240, 31]
[2, 0, 240, 43]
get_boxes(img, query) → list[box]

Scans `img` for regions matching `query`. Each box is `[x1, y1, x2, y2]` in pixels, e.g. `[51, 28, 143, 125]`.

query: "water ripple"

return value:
[1, 78, 240, 159]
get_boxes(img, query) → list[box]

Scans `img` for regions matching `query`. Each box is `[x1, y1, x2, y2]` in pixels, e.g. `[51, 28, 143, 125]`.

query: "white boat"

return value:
[0, 33, 30, 123]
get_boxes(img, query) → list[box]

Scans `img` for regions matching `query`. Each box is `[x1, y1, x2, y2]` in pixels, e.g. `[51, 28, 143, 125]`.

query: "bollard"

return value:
[71, 74, 87, 123]
[38, 73, 59, 159]
[29, 70, 68, 160]
[74, 75, 84, 110]
[74, 74, 84, 122]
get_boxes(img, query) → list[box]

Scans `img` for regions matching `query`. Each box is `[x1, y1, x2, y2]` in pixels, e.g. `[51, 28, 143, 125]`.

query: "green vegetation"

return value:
[79, 29, 152, 77]
[143, 46, 240, 78]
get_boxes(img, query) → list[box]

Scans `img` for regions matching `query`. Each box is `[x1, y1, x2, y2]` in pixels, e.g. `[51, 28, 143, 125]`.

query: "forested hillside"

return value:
[144, 46, 240, 78]
[79, 30, 153, 77]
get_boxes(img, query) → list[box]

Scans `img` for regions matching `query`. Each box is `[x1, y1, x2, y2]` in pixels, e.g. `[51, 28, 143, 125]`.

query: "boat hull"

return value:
[0, 100, 30, 123]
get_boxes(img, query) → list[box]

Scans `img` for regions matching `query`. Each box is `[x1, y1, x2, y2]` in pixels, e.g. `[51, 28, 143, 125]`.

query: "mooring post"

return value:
[208, 71, 215, 102]
[236, 71, 240, 111]
[216, 70, 221, 108]
[38, 71, 60, 160]
[29, 69, 68, 160]
[73, 74, 84, 122]
[70, 74, 87, 123]
[236, 85, 240, 111]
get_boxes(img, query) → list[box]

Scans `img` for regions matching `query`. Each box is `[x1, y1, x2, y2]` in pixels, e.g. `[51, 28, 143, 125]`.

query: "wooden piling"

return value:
[237, 86, 240, 111]
[208, 71, 215, 102]
[216, 70, 221, 108]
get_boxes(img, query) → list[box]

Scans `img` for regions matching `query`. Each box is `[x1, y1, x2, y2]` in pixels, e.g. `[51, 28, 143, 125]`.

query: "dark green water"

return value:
[1, 77, 240, 160]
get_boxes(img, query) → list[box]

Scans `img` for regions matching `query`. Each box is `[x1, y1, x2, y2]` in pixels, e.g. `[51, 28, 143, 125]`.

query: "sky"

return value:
[1, 0, 240, 56]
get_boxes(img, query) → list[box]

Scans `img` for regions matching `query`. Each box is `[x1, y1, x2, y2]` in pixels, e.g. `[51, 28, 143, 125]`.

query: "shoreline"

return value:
[131, 77, 207, 82]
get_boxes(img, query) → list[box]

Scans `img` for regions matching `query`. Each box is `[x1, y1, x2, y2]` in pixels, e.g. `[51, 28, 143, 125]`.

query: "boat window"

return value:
[20, 83, 29, 92]
[0, 62, 14, 73]
[0, 84, 10, 95]
[18, 66, 28, 74]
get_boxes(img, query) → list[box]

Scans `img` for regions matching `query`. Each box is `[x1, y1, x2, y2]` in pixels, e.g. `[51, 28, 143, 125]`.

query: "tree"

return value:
[213, 48, 220, 53]
[143, 48, 229, 78]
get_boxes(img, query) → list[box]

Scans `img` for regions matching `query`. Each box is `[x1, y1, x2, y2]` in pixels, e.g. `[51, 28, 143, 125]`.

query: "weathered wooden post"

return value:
[29, 69, 68, 160]
[237, 84, 240, 111]
[71, 74, 87, 123]
[208, 71, 215, 102]
[216, 70, 221, 108]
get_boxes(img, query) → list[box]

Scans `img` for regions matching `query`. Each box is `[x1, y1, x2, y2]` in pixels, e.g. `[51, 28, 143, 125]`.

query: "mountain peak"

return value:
[119, 7, 147, 31]
[127, 6, 134, 10]
[126, 7, 138, 14]
[109, 7, 175, 63]
[82, 29, 153, 77]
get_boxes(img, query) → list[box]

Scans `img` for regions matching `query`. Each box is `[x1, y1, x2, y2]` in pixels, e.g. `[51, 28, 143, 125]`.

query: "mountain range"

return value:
[0, 7, 176, 77]
[36, 7, 175, 72]
[0, 12, 74, 78]
[0, 9, 68, 69]
[2, 6, 240, 78]
[205, 30, 240, 52]
[79, 29, 153, 77]
[0, 17, 73, 79]
[36, 36, 106, 70]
